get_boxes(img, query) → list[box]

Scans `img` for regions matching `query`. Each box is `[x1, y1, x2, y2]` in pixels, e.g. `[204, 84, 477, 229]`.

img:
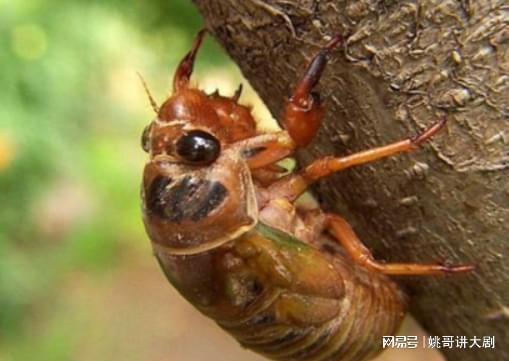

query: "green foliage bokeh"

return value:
[0, 1, 232, 359]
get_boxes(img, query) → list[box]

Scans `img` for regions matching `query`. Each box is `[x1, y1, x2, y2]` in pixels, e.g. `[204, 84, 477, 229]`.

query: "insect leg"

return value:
[281, 35, 343, 147]
[173, 29, 207, 91]
[251, 165, 287, 186]
[267, 117, 447, 202]
[238, 131, 296, 169]
[325, 213, 474, 275]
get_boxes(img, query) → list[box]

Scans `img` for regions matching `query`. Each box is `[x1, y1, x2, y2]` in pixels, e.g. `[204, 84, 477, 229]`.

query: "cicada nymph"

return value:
[140, 30, 473, 361]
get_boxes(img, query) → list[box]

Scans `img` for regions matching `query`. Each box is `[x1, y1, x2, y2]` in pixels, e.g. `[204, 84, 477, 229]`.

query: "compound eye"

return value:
[141, 124, 152, 152]
[176, 130, 220, 164]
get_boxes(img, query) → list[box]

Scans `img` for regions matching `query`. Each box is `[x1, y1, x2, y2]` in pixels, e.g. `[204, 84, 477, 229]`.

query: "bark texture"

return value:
[193, 1, 508, 360]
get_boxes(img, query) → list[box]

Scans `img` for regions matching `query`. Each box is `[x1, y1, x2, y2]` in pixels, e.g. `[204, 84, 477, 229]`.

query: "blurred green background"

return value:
[0, 1, 276, 360]
[0, 1, 443, 360]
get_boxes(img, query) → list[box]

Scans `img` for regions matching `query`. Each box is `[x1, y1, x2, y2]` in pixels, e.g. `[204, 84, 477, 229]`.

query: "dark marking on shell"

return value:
[146, 175, 227, 223]
[242, 146, 267, 159]
[146, 176, 173, 217]
[165, 176, 202, 222]
[247, 312, 276, 327]
[189, 181, 228, 221]
[248, 279, 264, 297]
[256, 329, 308, 352]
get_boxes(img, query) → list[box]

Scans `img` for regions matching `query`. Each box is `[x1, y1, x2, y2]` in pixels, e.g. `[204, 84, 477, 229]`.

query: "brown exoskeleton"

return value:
[141, 30, 473, 361]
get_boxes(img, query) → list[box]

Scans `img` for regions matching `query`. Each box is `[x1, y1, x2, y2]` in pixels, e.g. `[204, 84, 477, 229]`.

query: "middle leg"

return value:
[267, 117, 447, 202]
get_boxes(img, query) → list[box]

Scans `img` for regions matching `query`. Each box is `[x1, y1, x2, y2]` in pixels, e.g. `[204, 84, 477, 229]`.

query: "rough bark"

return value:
[193, 1, 508, 360]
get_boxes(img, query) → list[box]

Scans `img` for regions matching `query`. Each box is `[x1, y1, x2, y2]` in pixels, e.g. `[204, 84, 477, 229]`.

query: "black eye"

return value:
[141, 124, 152, 152]
[176, 130, 220, 164]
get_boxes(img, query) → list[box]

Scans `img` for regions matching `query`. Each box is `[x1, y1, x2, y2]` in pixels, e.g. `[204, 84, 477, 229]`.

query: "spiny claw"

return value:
[232, 84, 243, 102]
[324, 34, 343, 51]
[292, 34, 344, 104]
[440, 263, 475, 274]
[411, 116, 448, 145]
[173, 29, 207, 91]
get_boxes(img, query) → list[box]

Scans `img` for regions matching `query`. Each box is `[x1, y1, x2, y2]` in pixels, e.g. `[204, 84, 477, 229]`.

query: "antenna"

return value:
[137, 72, 159, 114]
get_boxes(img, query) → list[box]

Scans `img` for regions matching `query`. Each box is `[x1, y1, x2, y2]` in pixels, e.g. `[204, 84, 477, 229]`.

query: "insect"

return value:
[140, 30, 473, 361]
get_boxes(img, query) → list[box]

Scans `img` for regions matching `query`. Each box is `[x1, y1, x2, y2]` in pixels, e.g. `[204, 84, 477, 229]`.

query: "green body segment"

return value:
[155, 222, 407, 361]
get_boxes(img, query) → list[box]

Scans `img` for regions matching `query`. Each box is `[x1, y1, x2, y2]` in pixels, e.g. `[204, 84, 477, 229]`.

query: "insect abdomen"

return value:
[206, 224, 407, 361]
[217, 266, 405, 360]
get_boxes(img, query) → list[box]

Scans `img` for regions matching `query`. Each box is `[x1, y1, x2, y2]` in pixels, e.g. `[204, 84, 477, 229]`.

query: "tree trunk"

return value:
[193, 1, 508, 360]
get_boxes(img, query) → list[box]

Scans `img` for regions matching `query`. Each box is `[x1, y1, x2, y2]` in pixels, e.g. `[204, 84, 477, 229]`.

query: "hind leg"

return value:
[324, 213, 474, 275]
